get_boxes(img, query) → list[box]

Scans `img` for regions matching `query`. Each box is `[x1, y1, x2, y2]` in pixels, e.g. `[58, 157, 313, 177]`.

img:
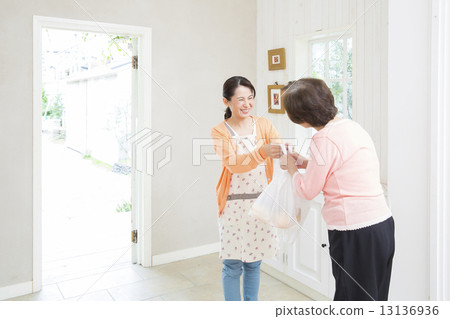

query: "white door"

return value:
[263, 126, 334, 299]
[283, 125, 334, 298]
[130, 37, 138, 263]
[264, 199, 333, 299]
[128, 32, 153, 268]
[284, 199, 333, 298]
[264, 243, 286, 273]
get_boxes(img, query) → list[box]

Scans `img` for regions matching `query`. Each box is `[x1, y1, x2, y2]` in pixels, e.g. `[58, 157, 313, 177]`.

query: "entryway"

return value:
[33, 16, 153, 295]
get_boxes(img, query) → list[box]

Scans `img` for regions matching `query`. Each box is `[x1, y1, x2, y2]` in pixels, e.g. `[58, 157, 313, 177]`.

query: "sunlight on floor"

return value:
[8, 253, 312, 301]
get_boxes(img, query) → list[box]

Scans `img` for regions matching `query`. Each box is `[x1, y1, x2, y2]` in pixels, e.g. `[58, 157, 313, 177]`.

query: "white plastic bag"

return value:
[249, 146, 314, 242]
[250, 169, 301, 229]
[249, 143, 308, 226]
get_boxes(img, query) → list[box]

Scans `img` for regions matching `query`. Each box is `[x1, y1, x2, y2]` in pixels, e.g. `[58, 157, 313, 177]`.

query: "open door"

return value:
[130, 37, 138, 264]
[32, 16, 153, 295]
[129, 34, 153, 267]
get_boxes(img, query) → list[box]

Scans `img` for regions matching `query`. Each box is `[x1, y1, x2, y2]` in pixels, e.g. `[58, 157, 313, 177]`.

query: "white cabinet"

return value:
[263, 194, 335, 300]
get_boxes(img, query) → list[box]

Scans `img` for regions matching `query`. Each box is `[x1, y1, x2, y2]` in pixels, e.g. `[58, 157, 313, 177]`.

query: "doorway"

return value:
[33, 16, 153, 293]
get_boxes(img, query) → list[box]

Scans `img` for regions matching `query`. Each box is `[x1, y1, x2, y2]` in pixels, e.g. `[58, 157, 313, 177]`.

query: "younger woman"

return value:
[211, 76, 283, 301]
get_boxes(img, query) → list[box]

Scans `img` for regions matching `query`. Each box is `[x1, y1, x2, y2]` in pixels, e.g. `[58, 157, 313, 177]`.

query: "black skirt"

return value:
[328, 216, 395, 301]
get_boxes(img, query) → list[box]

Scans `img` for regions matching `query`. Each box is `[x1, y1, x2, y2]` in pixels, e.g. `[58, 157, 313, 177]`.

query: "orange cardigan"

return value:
[211, 116, 282, 216]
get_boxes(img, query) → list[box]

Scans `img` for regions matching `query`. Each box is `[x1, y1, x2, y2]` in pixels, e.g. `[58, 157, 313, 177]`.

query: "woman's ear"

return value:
[222, 97, 230, 107]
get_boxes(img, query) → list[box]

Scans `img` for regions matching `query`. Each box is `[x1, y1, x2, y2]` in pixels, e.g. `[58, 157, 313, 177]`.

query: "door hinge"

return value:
[132, 56, 138, 69]
[131, 229, 138, 243]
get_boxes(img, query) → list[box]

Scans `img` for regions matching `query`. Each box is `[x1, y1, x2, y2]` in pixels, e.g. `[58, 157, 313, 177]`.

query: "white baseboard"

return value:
[261, 263, 330, 301]
[151, 242, 220, 266]
[0, 281, 33, 301]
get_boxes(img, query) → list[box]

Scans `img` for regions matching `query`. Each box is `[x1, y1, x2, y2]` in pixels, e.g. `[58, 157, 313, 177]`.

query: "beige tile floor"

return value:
[9, 137, 313, 302]
[7, 253, 312, 301]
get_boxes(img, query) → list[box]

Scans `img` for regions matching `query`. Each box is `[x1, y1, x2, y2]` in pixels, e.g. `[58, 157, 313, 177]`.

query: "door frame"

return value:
[429, 0, 450, 301]
[32, 15, 152, 293]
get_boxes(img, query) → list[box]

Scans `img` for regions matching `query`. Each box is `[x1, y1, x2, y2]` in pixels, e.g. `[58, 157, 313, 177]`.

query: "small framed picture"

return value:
[268, 48, 286, 70]
[267, 85, 285, 114]
[272, 54, 280, 64]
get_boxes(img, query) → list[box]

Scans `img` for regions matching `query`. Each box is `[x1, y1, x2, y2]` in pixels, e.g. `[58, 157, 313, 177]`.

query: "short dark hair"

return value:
[222, 76, 256, 120]
[282, 78, 337, 127]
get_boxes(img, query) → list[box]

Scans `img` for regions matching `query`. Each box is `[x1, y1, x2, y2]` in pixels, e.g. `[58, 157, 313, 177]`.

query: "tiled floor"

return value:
[7, 253, 312, 301]
[9, 136, 313, 301]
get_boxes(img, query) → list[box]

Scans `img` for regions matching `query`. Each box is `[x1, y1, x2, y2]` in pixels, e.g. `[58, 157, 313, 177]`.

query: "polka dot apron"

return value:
[218, 120, 279, 262]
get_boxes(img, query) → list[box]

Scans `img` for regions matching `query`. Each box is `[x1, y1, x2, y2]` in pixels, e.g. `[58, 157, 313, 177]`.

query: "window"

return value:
[310, 35, 353, 119]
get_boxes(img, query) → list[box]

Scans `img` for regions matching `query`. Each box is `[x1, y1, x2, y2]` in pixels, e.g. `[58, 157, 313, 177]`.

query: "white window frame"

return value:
[293, 28, 354, 157]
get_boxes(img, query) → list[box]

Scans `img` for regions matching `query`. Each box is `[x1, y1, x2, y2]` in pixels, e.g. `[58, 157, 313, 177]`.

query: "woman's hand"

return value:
[289, 151, 308, 169]
[283, 143, 308, 169]
[263, 144, 283, 159]
[280, 153, 299, 176]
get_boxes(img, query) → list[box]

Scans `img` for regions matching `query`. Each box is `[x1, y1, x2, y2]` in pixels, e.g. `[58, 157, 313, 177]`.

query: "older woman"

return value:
[281, 78, 395, 301]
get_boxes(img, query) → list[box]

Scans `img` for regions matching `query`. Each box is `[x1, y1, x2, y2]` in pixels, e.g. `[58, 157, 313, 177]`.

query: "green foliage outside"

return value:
[116, 200, 132, 213]
[48, 94, 64, 119]
[311, 38, 353, 119]
[81, 32, 132, 64]
[42, 89, 64, 119]
[42, 88, 48, 116]
[83, 154, 113, 171]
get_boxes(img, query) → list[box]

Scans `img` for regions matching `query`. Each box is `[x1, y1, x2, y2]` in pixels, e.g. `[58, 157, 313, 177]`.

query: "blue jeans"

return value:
[222, 259, 262, 301]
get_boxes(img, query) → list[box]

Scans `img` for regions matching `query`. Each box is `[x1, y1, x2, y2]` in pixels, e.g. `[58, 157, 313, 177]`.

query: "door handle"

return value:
[321, 244, 327, 248]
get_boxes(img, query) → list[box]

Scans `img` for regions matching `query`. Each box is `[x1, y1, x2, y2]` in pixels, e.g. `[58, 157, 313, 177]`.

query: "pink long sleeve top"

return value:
[293, 119, 392, 231]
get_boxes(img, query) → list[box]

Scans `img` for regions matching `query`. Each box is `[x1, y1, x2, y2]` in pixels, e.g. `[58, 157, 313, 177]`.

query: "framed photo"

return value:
[268, 48, 286, 70]
[267, 85, 285, 114]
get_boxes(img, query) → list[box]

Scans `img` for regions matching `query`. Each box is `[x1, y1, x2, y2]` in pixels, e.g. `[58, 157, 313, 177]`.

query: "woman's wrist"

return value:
[297, 159, 308, 169]
[259, 145, 268, 159]
[288, 166, 298, 176]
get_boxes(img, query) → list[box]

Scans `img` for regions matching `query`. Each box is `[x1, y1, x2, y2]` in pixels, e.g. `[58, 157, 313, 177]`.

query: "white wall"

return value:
[388, 0, 450, 300]
[256, 0, 388, 184]
[0, 0, 256, 291]
[388, 0, 433, 301]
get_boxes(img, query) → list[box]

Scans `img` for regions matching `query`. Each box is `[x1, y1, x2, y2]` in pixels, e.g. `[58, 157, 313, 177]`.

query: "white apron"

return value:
[218, 120, 279, 262]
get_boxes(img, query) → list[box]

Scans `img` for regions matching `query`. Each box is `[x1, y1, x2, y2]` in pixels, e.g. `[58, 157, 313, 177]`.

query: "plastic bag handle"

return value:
[281, 144, 287, 155]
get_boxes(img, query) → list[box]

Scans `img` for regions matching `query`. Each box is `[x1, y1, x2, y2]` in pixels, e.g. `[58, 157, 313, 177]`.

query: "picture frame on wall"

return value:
[268, 48, 286, 70]
[267, 85, 285, 114]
